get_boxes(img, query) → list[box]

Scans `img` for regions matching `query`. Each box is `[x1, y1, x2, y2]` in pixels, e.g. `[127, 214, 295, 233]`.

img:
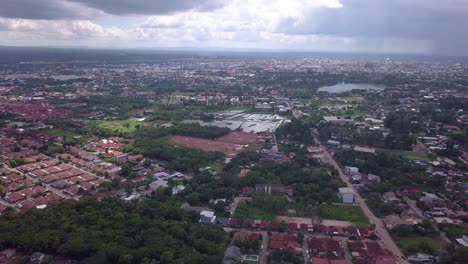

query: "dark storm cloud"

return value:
[0, 0, 87, 19]
[69, 0, 226, 16]
[276, 0, 468, 54]
[0, 0, 226, 20]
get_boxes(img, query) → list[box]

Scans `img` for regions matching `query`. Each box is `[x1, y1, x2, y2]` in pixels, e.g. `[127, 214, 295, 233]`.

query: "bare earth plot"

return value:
[216, 131, 258, 145]
[170, 135, 245, 157]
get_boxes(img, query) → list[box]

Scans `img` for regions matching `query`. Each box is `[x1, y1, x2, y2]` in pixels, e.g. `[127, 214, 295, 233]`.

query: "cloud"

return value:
[274, 0, 468, 54]
[69, 0, 227, 16]
[0, 0, 100, 20]
[0, 0, 467, 55]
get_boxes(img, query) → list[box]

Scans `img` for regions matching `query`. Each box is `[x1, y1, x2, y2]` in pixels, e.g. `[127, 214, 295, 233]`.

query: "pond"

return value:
[318, 83, 385, 93]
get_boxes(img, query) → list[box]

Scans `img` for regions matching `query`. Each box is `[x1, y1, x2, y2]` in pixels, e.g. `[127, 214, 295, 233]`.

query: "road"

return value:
[320, 145, 409, 264]
[229, 197, 251, 216]
[259, 232, 269, 264]
[302, 235, 309, 264]
[401, 195, 424, 219]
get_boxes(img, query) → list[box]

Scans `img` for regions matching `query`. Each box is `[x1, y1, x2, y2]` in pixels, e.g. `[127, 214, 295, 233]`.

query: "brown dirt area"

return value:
[170, 135, 246, 157]
[216, 131, 258, 145]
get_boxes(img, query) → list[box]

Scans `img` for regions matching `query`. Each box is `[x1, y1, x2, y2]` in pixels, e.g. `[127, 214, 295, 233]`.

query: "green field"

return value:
[376, 148, 434, 161]
[396, 236, 438, 254]
[90, 118, 144, 135]
[319, 204, 369, 226]
[337, 96, 366, 103]
[234, 201, 275, 221]
[41, 128, 87, 143]
[41, 128, 78, 138]
[209, 162, 225, 173]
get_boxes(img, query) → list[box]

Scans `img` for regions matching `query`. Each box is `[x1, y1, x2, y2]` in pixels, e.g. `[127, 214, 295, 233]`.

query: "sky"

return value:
[0, 0, 467, 55]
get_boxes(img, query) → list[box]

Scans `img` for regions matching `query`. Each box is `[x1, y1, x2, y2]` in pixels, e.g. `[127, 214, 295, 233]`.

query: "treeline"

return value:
[73, 96, 153, 118]
[0, 198, 226, 264]
[170, 123, 230, 139]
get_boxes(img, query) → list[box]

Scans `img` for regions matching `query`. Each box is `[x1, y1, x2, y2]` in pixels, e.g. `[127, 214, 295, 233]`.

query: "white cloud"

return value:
[0, 0, 466, 54]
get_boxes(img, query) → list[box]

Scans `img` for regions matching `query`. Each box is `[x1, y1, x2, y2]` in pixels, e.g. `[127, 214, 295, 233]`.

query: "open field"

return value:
[276, 216, 312, 226]
[376, 148, 433, 161]
[170, 135, 245, 157]
[337, 96, 366, 103]
[90, 119, 143, 134]
[41, 128, 88, 143]
[41, 128, 78, 138]
[234, 201, 275, 220]
[318, 204, 369, 226]
[396, 236, 439, 254]
[216, 131, 258, 145]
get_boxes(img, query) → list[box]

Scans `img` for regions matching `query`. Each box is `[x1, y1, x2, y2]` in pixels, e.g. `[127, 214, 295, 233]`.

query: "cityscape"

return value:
[0, 1, 468, 264]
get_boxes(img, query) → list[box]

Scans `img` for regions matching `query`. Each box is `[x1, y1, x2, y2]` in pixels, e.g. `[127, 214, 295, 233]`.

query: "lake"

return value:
[318, 83, 385, 93]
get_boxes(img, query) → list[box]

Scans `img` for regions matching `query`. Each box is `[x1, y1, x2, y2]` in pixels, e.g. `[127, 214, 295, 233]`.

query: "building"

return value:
[149, 179, 168, 191]
[407, 253, 438, 263]
[338, 187, 355, 204]
[256, 184, 285, 194]
[199, 210, 216, 224]
[456, 235, 468, 247]
[223, 246, 242, 264]
[116, 154, 129, 165]
[323, 116, 355, 125]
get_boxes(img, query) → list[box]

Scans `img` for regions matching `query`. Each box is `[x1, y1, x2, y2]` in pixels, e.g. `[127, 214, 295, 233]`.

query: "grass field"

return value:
[376, 148, 434, 161]
[396, 236, 438, 254]
[41, 128, 87, 143]
[41, 128, 78, 138]
[319, 204, 369, 226]
[90, 118, 143, 134]
[337, 96, 366, 103]
[234, 201, 275, 221]
[209, 162, 225, 173]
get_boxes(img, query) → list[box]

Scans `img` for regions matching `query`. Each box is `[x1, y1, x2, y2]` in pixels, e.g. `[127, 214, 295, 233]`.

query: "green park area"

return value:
[318, 204, 369, 226]
[89, 118, 144, 135]
[234, 201, 275, 221]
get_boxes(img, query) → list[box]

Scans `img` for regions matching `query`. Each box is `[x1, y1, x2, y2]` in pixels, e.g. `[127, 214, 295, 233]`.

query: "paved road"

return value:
[320, 146, 409, 264]
[302, 235, 309, 264]
[259, 232, 269, 264]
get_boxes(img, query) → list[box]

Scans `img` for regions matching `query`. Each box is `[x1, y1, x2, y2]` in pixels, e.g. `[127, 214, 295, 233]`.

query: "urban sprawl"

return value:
[0, 51, 467, 264]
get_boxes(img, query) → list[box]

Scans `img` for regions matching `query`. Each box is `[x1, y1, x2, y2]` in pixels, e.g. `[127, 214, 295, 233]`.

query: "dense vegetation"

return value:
[276, 119, 314, 144]
[0, 198, 227, 264]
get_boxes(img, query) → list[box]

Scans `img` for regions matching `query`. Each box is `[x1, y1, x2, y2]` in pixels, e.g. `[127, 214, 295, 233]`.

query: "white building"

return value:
[199, 210, 216, 224]
[456, 235, 468, 247]
[338, 187, 355, 204]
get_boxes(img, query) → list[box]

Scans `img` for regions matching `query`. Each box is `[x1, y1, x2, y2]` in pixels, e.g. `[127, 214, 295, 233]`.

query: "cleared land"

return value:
[319, 204, 369, 226]
[234, 201, 275, 221]
[376, 148, 433, 161]
[216, 131, 258, 145]
[276, 216, 312, 226]
[396, 236, 439, 254]
[170, 135, 245, 157]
